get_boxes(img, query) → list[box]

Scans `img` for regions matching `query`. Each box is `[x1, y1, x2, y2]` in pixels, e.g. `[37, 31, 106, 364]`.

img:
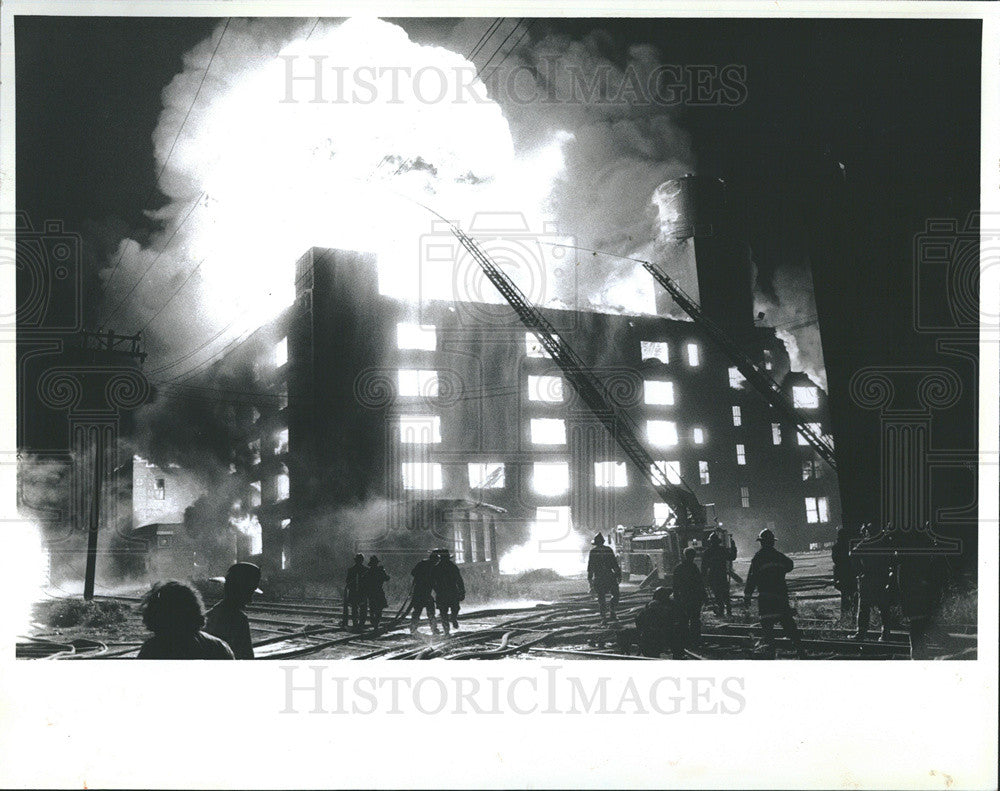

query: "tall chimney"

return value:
[655, 175, 754, 339]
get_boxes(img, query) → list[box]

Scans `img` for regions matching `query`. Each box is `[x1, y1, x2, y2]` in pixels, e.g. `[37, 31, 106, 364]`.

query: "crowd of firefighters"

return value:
[342, 548, 467, 636]
[132, 520, 954, 660]
[831, 521, 954, 658]
[612, 520, 955, 660]
[590, 528, 809, 660]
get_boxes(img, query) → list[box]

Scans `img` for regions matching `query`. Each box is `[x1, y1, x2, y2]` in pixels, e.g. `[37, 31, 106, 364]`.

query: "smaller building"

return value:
[131, 455, 205, 528]
[354, 498, 502, 591]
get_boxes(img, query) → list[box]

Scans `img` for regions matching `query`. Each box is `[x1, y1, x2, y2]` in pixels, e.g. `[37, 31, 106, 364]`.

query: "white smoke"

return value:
[98, 18, 698, 373]
[755, 263, 827, 389]
[100, 17, 823, 392]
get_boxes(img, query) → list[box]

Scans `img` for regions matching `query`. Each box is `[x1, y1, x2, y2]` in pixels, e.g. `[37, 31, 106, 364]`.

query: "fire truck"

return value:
[440, 201, 835, 580]
[611, 522, 738, 585]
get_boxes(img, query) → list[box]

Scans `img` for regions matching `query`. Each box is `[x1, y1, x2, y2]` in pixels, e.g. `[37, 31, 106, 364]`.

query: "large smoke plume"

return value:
[98, 18, 700, 370]
[96, 18, 827, 576]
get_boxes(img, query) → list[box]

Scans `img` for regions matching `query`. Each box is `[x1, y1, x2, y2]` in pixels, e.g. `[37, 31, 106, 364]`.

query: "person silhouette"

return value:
[205, 562, 262, 659]
[137, 580, 234, 659]
[362, 556, 390, 629]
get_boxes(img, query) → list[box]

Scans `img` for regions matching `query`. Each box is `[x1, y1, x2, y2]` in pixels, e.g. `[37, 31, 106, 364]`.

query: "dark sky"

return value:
[16, 16, 981, 541]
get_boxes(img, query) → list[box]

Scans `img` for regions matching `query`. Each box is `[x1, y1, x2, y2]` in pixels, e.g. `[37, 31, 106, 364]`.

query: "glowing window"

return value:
[736, 444, 747, 465]
[647, 420, 678, 447]
[399, 415, 442, 444]
[740, 486, 750, 508]
[453, 524, 466, 564]
[728, 367, 745, 388]
[530, 418, 566, 445]
[764, 350, 773, 371]
[276, 386, 289, 410]
[469, 462, 505, 489]
[274, 473, 290, 501]
[686, 343, 700, 366]
[693, 427, 705, 445]
[248, 439, 261, 466]
[805, 496, 830, 524]
[771, 423, 782, 445]
[153, 478, 165, 501]
[793, 386, 819, 409]
[397, 323, 437, 351]
[483, 520, 493, 561]
[249, 481, 262, 508]
[401, 462, 443, 490]
[275, 428, 289, 455]
[280, 518, 291, 570]
[240, 515, 263, 556]
[470, 521, 480, 562]
[532, 462, 569, 495]
[802, 460, 824, 480]
[595, 461, 628, 488]
[651, 460, 681, 486]
[274, 337, 288, 367]
[653, 502, 675, 526]
[398, 369, 440, 398]
[797, 423, 824, 446]
[644, 380, 675, 406]
[732, 406, 742, 426]
[640, 341, 669, 364]
[528, 375, 564, 402]
[525, 332, 551, 358]
[698, 461, 710, 485]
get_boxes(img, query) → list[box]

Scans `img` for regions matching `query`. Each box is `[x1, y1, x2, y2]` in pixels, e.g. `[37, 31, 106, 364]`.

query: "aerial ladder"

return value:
[443, 222, 708, 526]
[639, 261, 838, 472]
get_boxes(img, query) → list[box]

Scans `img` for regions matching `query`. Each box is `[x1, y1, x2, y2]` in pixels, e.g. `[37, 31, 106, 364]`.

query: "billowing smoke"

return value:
[754, 263, 827, 389]
[473, 27, 695, 315]
[98, 18, 698, 373]
[95, 18, 825, 579]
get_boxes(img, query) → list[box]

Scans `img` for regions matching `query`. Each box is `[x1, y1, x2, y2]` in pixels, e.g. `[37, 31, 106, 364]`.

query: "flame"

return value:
[228, 512, 263, 556]
[499, 506, 588, 576]
[113, 17, 573, 353]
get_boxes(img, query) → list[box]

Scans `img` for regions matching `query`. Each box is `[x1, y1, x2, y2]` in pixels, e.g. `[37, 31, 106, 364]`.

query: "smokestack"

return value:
[654, 175, 755, 338]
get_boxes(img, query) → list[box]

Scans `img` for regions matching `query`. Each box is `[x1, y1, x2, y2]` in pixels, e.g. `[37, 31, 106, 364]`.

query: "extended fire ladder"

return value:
[446, 223, 707, 526]
[640, 261, 838, 472]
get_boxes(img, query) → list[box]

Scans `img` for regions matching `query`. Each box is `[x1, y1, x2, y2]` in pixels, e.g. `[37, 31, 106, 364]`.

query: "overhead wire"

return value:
[98, 19, 232, 318]
[480, 20, 534, 84]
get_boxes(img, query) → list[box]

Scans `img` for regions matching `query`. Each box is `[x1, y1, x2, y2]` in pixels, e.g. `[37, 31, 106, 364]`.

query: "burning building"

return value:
[190, 179, 841, 581]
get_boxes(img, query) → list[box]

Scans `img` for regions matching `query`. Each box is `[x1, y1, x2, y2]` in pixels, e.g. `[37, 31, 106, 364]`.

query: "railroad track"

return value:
[23, 589, 977, 661]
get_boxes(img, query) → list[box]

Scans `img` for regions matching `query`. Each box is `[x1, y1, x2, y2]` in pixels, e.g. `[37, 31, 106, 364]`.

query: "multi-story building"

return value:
[205, 232, 841, 581]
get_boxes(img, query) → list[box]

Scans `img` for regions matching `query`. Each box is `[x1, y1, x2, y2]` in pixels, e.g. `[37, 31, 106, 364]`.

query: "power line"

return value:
[101, 191, 205, 328]
[481, 20, 534, 84]
[133, 256, 208, 335]
[150, 249, 333, 382]
[138, 19, 515, 350]
[467, 19, 503, 61]
[99, 19, 232, 310]
[477, 18, 525, 76]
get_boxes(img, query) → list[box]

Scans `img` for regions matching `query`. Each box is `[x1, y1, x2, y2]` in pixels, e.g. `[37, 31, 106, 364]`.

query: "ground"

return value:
[17, 550, 977, 660]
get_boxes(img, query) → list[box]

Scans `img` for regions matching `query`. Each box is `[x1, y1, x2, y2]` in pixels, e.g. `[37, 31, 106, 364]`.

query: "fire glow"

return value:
[108, 17, 575, 364]
[0, 522, 48, 639]
[499, 506, 588, 577]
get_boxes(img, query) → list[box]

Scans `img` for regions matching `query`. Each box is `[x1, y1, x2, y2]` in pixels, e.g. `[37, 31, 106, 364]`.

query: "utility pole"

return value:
[36, 328, 150, 601]
[83, 442, 103, 600]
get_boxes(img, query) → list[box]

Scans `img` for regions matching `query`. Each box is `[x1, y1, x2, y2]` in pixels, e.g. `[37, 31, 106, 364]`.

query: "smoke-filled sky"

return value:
[93, 17, 706, 381]
[16, 16, 981, 396]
